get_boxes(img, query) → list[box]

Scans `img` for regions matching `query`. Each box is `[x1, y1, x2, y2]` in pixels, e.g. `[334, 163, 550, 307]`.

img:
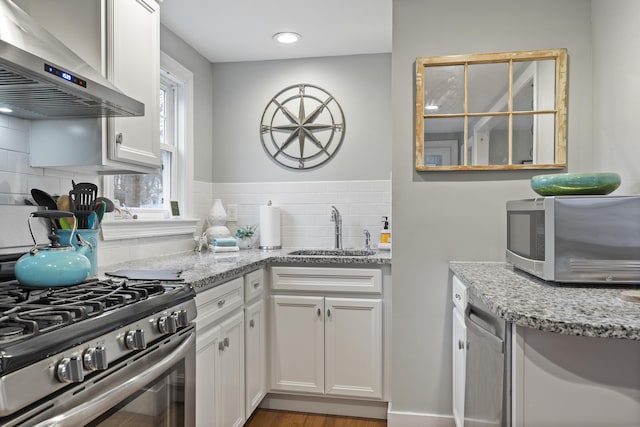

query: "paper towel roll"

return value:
[259, 204, 281, 249]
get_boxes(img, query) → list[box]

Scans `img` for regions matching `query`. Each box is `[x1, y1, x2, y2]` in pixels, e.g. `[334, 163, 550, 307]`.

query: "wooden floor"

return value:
[245, 409, 387, 427]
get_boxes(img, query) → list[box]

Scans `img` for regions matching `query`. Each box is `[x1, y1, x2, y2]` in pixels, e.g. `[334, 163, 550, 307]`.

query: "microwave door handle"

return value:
[31, 332, 195, 427]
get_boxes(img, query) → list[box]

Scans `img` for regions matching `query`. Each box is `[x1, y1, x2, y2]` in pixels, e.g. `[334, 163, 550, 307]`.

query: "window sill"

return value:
[101, 217, 200, 241]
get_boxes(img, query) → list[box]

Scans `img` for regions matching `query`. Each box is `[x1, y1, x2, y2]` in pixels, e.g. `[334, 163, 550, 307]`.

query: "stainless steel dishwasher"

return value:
[464, 292, 511, 427]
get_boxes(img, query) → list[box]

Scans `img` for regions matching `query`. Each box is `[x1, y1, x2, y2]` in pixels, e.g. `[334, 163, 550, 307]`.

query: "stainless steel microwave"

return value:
[506, 196, 640, 284]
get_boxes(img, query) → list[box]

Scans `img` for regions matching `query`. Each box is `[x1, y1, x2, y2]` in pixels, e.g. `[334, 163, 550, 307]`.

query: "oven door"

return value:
[10, 328, 195, 427]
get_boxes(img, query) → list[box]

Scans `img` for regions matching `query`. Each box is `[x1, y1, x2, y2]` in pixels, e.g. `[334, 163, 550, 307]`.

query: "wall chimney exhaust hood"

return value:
[0, 0, 144, 120]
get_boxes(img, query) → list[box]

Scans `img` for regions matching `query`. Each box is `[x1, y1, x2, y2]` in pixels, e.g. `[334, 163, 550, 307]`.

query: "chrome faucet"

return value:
[330, 205, 342, 249]
[363, 229, 371, 251]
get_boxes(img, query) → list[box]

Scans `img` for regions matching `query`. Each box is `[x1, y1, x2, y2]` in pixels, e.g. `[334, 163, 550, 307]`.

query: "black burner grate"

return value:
[0, 279, 168, 343]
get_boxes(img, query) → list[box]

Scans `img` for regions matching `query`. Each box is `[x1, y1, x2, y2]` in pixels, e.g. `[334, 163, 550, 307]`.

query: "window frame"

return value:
[101, 52, 196, 240]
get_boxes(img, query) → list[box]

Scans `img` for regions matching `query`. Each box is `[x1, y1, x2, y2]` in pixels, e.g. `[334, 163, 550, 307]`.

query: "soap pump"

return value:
[379, 216, 391, 250]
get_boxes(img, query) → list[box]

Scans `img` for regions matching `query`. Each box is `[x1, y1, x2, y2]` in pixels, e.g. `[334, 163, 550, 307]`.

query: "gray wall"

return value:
[592, 0, 640, 194]
[211, 54, 392, 183]
[160, 25, 215, 183]
[391, 0, 592, 417]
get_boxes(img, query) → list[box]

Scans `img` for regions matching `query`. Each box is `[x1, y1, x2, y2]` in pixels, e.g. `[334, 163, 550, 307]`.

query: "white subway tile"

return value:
[0, 127, 29, 152]
[0, 171, 28, 195]
[0, 150, 8, 171]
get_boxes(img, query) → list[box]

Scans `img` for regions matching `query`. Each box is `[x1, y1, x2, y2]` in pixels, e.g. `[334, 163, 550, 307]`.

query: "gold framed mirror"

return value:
[415, 48, 567, 171]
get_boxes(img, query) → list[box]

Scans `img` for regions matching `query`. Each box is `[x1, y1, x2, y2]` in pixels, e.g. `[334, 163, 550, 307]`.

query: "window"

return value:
[415, 48, 567, 171]
[108, 52, 193, 220]
[113, 76, 177, 209]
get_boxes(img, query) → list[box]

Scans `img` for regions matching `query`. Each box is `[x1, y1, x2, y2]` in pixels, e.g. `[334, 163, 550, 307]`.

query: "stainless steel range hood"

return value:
[0, 0, 144, 120]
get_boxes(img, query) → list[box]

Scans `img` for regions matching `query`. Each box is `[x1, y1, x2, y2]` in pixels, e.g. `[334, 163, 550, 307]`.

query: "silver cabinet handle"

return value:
[253, 282, 260, 288]
[458, 339, 465, 350]
[250, 319, 255, 328]
[224, 337, 230, 348]
[327, 308, 331, 318]
[455, 293, 461, 300]
[115, 133, 123, 144]
[217, 299, 226, 307]
[317, 308, 321, 317]
[218, 341, 225, 351]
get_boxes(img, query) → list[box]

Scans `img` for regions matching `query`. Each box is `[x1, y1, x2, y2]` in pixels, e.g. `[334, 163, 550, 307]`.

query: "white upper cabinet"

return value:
[106, 0, 161, 168]
[25, 0, 161, 174]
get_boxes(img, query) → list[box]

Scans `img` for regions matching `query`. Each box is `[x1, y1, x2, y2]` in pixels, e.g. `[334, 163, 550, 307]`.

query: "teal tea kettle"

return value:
[15, 211, 92, 287]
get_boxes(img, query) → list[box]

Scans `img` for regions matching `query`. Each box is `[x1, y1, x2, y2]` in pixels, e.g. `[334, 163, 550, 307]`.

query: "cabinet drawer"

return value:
[245, 268, 265, 302]
[195, 277, 244, 329]
[452, 275, 468, 312]
[271, 266, 382, 294]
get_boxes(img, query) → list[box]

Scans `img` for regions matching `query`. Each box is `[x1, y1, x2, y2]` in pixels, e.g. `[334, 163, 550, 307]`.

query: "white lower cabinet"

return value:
[195, 265, 386, 425]
[270, 295, 325, 394]
[195, 277, 246, 427]
[195, 268, 267, 427]
[324, 297, 383, 399]
[244, 298, 266, 419]
[270, 295, 383, 399]
[452, 307, 466, 427]
[196, 323, 221, 427]
[451, 275, 468, 427]
[218, 311, 245, 427]
[196, 310, 245, 427]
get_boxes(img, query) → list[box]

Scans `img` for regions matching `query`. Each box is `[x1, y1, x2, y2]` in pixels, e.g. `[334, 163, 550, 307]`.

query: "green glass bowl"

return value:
[530, 172, 621, 196]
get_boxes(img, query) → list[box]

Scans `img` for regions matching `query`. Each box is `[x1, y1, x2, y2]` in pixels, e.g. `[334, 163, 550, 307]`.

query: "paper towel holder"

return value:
[259, 200, 282, 250]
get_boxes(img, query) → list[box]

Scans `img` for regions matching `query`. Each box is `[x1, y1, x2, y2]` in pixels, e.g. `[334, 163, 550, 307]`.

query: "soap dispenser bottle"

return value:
[379, 216, 391, 250]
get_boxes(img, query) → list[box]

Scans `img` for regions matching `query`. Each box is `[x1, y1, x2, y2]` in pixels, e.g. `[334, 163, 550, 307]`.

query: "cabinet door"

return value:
[324, 298, 383, 399]
[452, 307, 467, 427]
[195, 325, 221, 427]
[219, 310, 245, 427]
[270, 295, 324, 394]
[107, 0, 161, 168]
[245, 299, 266, 419]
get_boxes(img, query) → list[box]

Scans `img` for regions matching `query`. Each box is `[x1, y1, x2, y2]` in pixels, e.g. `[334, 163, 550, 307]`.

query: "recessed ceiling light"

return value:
[424, 105, 439, 111]
[273, 32, 301, 44]
[0, 107, 13, 113]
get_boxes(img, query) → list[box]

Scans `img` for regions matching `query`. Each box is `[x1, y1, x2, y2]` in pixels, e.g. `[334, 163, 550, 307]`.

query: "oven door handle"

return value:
[33, 331, 195, 427]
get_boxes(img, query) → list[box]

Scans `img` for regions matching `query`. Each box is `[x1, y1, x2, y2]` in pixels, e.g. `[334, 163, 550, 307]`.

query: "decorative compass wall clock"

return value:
[260, 83, 346, 170]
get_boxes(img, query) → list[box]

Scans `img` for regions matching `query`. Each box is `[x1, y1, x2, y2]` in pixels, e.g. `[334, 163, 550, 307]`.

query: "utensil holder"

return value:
[58, 229, 99, 277]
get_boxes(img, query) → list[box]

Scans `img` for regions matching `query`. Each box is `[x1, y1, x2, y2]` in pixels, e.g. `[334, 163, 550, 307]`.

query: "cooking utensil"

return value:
[69, 183, 97, 229]
[56, 194, 73, 229]
[95, 196, 115, 213]
[30, 188, 57, 210]
[15, 210, 91, 287]
[94, 200, 107, 226]
[87, 211, 97, 229]
[30, 188, 60, 229]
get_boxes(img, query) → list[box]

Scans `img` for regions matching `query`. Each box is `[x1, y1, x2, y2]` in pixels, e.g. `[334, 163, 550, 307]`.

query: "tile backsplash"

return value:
[0, 116, 98, 205]
[211, 180, 392, 249]
[1, 115, 392, 264]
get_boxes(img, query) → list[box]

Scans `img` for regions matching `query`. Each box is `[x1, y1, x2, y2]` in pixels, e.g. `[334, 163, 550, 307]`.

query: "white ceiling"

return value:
[159, 0, 392, 63]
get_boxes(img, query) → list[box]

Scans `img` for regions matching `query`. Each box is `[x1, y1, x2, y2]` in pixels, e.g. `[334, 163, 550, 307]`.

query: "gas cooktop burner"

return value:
[0, 279, 178, 343]
[0, 277, 195, 377]
[0, 326, 23, 342]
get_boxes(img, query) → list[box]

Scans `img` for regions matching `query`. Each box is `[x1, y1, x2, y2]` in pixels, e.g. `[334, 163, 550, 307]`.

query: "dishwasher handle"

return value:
[464, 304, 508, 427]
[466, 303, 505, 342]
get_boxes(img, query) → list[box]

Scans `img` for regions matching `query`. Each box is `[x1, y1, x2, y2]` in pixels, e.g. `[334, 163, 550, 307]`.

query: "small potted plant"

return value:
[235, 225, 258, 249]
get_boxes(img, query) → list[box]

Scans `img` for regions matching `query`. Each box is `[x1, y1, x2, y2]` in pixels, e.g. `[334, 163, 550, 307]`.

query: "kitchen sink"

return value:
[288, 249, 376, 257]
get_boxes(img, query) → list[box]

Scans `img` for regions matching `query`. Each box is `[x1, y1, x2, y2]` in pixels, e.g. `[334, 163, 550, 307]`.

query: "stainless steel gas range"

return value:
[0, 207, 197, 427]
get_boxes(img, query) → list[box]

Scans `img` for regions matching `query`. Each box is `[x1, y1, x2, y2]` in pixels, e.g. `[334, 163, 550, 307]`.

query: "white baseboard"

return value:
[259, 393, 388, 419]
[387, 403, 455, 427]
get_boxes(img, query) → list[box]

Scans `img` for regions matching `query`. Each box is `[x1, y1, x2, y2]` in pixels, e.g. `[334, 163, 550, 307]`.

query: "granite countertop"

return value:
[100, 248, 391, 292]
[449, 262, 640, 341]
